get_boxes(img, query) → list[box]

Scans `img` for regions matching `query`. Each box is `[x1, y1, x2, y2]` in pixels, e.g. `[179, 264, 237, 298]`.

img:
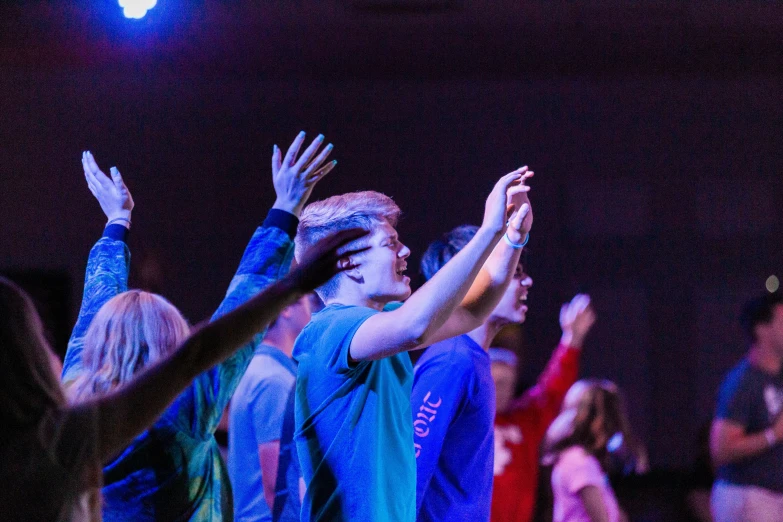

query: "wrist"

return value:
[272, 198, 302, 218]
[106, 211, 132, 229]
[560, 331, 584, 349]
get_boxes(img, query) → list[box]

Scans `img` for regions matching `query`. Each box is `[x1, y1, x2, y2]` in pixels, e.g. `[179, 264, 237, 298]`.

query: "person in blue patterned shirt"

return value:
[61, 132, 339, 521]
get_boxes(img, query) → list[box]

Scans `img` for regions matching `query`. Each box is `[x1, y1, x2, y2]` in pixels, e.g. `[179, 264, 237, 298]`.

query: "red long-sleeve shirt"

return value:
[491, 344, 581, 522]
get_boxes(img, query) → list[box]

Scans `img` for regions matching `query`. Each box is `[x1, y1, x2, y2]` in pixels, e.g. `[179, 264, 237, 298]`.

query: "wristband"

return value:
[765, 428, 777, 447]
[107, 217, 132, 228]
[503, 232, 529, 249]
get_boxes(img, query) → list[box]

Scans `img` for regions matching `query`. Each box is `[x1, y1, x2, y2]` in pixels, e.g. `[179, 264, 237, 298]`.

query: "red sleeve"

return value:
[510, 343, 581, 440]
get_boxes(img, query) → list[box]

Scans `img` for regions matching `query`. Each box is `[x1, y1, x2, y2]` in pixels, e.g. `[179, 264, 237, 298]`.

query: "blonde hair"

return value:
[0, 277, 65, 430]
[542, 379, 635, 469]
[295, 191, 401, 299]
[71, 290, 190, 401]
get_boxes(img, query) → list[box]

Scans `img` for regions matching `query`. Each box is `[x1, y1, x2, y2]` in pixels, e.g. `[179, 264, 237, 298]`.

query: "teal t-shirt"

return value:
[293, 304, 415, 521]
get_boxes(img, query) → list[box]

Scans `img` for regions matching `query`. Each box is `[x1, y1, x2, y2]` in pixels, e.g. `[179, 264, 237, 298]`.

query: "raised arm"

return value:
[512, 295, 595, 429]
[350, 171, 524, 361]
[181, 132, 337, 435]
[72, 228, 367, 462]
[62, 152, 134, 386]
[427, 168, 534, 344]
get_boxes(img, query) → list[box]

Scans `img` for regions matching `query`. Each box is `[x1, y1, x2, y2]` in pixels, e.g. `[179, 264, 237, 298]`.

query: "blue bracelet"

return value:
[503, 232, 529, 249]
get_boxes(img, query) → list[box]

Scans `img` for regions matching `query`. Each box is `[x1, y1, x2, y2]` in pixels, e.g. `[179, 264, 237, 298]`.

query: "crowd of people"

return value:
[2, 132, 781, 522]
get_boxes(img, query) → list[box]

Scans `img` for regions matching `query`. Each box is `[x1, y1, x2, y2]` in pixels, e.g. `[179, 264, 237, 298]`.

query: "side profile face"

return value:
[758, 304, 783, 356]
[350, 221, 412, 304]
[490, 262, 533, 325]
[492, 361, 518, 414]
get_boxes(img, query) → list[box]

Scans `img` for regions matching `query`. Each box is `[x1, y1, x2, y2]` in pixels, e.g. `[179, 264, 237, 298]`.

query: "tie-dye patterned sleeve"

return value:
[169, 210, 296, 439]
[62, 226, 131, 386]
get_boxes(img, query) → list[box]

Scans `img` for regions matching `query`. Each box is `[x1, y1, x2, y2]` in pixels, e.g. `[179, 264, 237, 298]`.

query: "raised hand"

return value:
[288, 228, 370, 292]
[506, 166, 534, 242]
[482, 167, 531, 235]
[559, 294, 596, 349]
[272, 131, 336, 217]
[82, 151, 134, 227]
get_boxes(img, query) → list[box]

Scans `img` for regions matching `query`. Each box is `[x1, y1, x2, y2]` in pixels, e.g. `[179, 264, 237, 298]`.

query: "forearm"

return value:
[459, 239, 524, 324]
[712, 429, 775, 466]
[397, 226, 501, 344]
[63, 226, 131, 384]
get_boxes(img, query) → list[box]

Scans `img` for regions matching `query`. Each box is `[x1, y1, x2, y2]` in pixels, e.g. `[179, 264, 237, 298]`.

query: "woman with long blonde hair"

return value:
[542, 379, 637, 522]
[59, 134, 340, 520]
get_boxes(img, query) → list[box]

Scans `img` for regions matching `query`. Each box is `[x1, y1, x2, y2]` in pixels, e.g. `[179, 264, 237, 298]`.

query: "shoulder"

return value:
[415, 338, 474, 376]
[720, 359, 758, 394]
[293, 305, 379, 361]
[558, 446, 597, 470]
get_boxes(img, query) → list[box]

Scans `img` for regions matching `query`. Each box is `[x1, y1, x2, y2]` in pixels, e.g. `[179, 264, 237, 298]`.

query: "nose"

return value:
[521, 276, 533, 288]
[398, 242, 411, 259]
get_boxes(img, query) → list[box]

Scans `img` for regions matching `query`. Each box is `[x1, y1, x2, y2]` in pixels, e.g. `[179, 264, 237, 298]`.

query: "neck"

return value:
[467, 317, 507, 351]
[328, 286, 387, 311]
[749, 342, 783, 375]
[262, 329, 295, 358]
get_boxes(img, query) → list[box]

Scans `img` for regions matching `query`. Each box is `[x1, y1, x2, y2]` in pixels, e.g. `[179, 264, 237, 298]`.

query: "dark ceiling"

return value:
[1, 1, 782, 78]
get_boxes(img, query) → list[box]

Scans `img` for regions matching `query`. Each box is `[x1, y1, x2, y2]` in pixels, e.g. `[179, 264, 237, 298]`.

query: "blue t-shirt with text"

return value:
[411, 335, 496, 521]
[293, 304, 416, 522]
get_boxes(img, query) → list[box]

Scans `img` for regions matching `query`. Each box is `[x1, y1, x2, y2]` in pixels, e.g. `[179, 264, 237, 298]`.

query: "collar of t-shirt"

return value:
[254, 343, 297, 375]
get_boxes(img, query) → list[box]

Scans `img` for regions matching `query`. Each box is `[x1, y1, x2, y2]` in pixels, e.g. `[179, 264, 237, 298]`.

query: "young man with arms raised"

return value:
[292, 167, 532, 521]
[711, 291, 783, 522]
[410, 175, 533, 520]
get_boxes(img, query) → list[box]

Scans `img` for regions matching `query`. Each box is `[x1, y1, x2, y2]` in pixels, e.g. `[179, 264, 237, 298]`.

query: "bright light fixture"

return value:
[119, 0, 157, 19]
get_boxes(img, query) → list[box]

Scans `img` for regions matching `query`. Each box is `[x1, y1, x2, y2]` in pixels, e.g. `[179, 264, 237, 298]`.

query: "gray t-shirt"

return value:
[229, 345, 297, 522]
[715, 358, 783, 492]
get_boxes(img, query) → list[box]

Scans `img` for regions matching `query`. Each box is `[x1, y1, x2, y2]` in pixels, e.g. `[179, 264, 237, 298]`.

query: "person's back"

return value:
[551, 446, 620, 522]
[294, 304, 415, 521]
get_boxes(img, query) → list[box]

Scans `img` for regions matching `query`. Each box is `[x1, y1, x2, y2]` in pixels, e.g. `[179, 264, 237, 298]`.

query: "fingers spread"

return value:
[283, 131, 306, 167]
[304, 142, 334, 174]
[295, 134, 326, 170]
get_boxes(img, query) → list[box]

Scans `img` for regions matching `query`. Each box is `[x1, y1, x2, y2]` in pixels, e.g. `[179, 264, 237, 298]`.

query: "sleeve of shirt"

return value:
[715, 369, 752, 426]
[411, 351, 471, 512]
[62, 227, 131, 386]
[512, 344, 581, 441]
[251, 374, 295, 445]
[323, 306, 378, 375]
[168, 210, 297, 438]
[559, 448, 606, 494]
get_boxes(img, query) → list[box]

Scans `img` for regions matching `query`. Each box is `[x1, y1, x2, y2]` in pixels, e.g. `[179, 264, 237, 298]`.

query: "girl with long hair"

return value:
[58, 134, 340, 520]
[542, 379, 637, 522]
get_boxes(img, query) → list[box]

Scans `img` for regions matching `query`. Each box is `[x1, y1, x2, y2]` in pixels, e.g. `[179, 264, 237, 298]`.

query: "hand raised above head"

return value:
[559, 294, 596, 349]
[288, 228, 370, 292]
[272, 131, 336, 217]
[482, 166, 532, 234]
[82, 151, 134, 227]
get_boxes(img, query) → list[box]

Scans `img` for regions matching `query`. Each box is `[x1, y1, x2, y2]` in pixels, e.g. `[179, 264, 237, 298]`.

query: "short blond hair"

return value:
[295, 191, 400, 299]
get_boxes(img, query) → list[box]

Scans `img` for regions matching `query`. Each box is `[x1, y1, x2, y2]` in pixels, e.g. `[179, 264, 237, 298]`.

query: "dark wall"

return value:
[1, 1, 782, 470]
